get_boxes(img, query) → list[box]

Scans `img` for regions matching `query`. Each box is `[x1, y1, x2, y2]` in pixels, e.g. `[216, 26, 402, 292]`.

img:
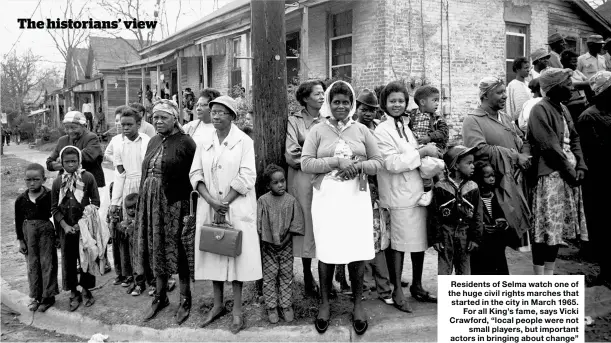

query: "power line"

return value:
[5, 0, 43, 56]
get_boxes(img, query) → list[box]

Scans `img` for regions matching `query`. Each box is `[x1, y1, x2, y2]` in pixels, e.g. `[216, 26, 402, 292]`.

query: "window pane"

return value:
[332, 37, 352, 66]
[506, 61, 516, 83]
[506, 35, 525, 59]
[506, 23, 526, 34]
[331, 66, 352, 81]
[332, 11, 352, 37]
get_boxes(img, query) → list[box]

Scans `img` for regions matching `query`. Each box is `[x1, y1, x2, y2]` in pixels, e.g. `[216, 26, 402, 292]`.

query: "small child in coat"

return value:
[257, 164, 305, 324]
[470, 161, 510, 275]
[51, 146, 101, 311]
[432, 146, 483, 275]
[15, 163, 59, 312]
[367, 178, 393, 305]
[409, 86, 448, 206]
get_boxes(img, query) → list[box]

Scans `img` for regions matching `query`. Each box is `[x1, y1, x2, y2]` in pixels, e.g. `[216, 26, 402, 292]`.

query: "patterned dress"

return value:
[136, 145, 189, 277]
[532, 118, 588, 246]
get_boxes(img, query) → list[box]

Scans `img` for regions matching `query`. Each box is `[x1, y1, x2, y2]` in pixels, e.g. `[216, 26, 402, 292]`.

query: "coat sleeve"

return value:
[46, 141, 62, 171]
[462, 115, 520, 165]
[361, 128, 383, 175]
[81, 134, 103, 166]
[301, 127, 340, 174]
[429, 118, 449, 146]
[189, 143, 205, 190]
[14, 197, 24, 241]
[85, 173, 101, 207]
[375, 125, 421, 173]
[564, 108, 587, 172]
[576, 112, 604, 170]
[288, 197, 305, 236]
[104, 138, 114, 162]
[256, 197, 264, 237]
[229, 139, 256, 195]
[285, 116, 303, 169]
[51, 178, 64, 225]
[468, 189, 484, 245]
[528, 104, 577, 184]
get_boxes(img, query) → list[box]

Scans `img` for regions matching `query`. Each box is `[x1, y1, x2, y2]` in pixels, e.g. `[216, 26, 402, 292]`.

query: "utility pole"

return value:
[251, 0, 288, 197]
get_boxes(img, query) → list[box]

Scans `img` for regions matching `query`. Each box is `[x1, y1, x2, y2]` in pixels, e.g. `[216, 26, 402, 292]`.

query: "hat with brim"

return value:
[443, 145, 478, 170]
[530, 48, 551, 63]
[587, 35, 605, 44]
[547, 33, 565, 45]
[356, 89, 379, 108]
[209, 95, 238, 118]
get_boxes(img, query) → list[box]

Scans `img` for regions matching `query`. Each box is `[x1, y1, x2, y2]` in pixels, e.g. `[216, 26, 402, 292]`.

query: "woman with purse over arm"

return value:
[301, 81, 383, 335]
[189, 95, 261, 334]
[135, 100, 196, 324]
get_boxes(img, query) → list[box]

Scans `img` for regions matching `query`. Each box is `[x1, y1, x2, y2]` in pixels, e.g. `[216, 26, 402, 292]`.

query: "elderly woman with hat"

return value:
[529, 48, 551, 82]
[527, 68, 588, 276]
[189, 95, 261, 334]
[576, 71, 611, 286]
[135, 99, 196, 324]
[462, 77, 532, 259]
[46, 111, 105, 188]
[301, 80, 383, 335]
[578, 35, 608, 79]
[547, 33, 567, 69]
[285, 80, 326, 297]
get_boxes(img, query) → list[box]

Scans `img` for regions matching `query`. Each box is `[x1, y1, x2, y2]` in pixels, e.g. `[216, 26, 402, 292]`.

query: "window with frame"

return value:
[564, 37, 578, 54]
[505, 23, 528, 82]
[286, 31, 301, 85]
[231, 37, 242, 88]
[329, 10, 352, 81]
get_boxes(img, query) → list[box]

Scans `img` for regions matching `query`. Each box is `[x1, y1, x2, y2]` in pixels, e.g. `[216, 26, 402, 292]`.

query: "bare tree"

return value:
[43, 0, 90, 62]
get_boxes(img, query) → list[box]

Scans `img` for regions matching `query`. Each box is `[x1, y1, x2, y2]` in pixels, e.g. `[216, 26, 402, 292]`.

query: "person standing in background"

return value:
[529, 49, 551, 82]
[506, 57, 533, 125]
[547, 33, 566, 69]
[82, 98, 94, 131]
[577, 35, 607, 79]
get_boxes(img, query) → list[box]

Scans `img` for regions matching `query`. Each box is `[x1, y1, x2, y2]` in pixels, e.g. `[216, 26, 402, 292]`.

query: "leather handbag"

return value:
[198, 214, 242, 257]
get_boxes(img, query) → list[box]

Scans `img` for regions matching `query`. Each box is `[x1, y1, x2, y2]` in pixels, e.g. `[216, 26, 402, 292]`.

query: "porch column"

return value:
[300, 6, 309, 81]
[55, 94, 60, 127]
[141, 67, 146, 104]
[125, 70, 129, 105]
[177, 56, 183, 124]
[201, 44, 208, 88]
[156, 65, 161, 99]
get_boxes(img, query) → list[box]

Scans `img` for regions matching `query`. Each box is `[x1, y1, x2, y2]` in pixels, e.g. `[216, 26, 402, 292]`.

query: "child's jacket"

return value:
[15, 186, 53, 241]
[257, 192, 305, 245]
[432, 179, 483, 245]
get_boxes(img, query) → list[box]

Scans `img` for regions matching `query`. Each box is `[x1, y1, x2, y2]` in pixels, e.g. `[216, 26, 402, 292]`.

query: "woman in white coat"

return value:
[189, 95, 261, 334]
[375, 82, 441, 312]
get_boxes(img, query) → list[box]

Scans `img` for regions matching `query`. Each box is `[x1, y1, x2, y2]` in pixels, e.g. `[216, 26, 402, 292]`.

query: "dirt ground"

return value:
[0, 304, 84, 342]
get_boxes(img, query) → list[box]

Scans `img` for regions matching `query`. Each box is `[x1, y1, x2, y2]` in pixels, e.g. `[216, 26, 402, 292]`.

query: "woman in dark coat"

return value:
[135, 100, 196, 324]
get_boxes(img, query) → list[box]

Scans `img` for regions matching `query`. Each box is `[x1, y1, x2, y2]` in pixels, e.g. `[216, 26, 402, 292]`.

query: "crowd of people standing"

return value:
[12, 31, 611, 335]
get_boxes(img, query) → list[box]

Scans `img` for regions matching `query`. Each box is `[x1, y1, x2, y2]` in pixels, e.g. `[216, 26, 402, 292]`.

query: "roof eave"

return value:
[572, 0, 611, 35]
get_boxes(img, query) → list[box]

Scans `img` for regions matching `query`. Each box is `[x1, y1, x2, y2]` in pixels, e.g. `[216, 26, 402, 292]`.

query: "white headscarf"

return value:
[58, 145, 85, 204]
[319, 80, 357, 122]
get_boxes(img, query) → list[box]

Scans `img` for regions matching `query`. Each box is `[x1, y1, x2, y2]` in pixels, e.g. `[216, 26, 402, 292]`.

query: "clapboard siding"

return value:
[547, 0, 599, 54]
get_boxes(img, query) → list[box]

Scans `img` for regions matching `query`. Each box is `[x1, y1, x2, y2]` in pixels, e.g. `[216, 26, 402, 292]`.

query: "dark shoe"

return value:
[393, 300, 413, 313]
[113, 276, 125, 285]
[267, 308, 279, 324]
[230, 315, 245, 334]
[130, 285, 143, 296]
[148, 287, 156, 296]
[304, 283, 320, 298]
[200, 306, 227, 328]
[121, 276, 134, 287]
[401, 280, 409, 288]
[175, 295, 191, 325]
[38, 297, 55, 312]
[314, 318, 330, 334]
[28, 299, 40, 312]
[143, 294, 169, 322]
[410, 286, 437, 303]
[353, 319, 368, 335]
[126, 283, 136, 294]
[83, 291, 95, 307]
[69, 292, 82, 312]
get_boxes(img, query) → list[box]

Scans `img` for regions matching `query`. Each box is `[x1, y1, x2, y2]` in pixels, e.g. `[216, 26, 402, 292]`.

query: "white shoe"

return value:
[417, 190, 433, 206]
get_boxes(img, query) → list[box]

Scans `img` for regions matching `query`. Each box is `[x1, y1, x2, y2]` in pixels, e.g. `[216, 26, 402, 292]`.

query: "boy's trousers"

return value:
[23, 219, 59, 300]
[262, 241, 293, 309]
[438, 228, 471, 275]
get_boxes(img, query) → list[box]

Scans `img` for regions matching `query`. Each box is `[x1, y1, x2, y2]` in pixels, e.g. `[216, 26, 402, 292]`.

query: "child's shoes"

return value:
[417, 190, 433, 207]
[148, 287, 156, 296]
[28, 299, 40, 312]
[121, 276, 134, 287]
[267, 308, 279, 324]
[131, 285, 143, 296]
[38, 297, 55, 312]
[281, 306, 295, 323]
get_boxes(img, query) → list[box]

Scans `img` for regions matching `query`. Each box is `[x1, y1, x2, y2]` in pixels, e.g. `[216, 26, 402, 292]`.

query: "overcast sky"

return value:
[1, 0, 232, 69]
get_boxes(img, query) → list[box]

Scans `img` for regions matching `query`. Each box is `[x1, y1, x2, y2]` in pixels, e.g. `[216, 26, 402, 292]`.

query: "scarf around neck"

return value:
[59, 145, 85, 204]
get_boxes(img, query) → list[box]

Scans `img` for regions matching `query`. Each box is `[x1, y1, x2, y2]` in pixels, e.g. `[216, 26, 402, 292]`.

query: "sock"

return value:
[543, 262, 555, 275]
[533, 265, 544, 275]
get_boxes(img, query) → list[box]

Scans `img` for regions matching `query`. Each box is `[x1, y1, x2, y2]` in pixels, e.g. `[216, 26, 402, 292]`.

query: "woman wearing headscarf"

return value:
[301, 80, 383, 335]
[285, 80, 326, 296]
[375, 81, 441, 312]
[135, 99, 196, 324]
[527, 68, 588, 276]
[577, 71, 611, 286]
[189, 95, 261, 334]
[462, 77, 532, 261]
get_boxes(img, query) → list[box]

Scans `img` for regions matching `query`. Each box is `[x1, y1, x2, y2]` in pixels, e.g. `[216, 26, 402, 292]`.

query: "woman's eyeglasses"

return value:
[210, 111, 231, 117]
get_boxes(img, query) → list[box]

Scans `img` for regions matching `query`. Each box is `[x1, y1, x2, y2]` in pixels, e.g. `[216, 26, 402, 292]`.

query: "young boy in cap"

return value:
[15, 163, 59, 312]
[432, 146, 483, 275]
[578, 35, 607, 79]
[547, 33, 566, 69]
[529, 48, 551, 81]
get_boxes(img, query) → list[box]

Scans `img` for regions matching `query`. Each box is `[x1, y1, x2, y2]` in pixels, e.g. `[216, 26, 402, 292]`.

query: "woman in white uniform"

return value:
[301, 81, 383, 335]
[189, 95, 261, 334]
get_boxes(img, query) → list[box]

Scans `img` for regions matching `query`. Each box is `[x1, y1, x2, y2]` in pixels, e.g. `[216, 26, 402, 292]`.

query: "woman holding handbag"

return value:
[189, 95, 261, 334]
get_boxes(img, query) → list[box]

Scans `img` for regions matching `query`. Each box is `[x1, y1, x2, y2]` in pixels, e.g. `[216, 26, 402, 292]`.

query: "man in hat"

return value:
[81, 98, 94, 131]
[354, 89, 380, 130]
[577, 35, 607, 79]
[547, 33, 566, 69]
[46, 111, 105, 188]
[529, 48, 551, 81]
